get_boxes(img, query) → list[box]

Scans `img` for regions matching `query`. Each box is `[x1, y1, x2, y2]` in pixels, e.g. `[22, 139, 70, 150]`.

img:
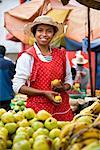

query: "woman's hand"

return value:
[51, 80, 65, 92]
[43, 90, 61, 105]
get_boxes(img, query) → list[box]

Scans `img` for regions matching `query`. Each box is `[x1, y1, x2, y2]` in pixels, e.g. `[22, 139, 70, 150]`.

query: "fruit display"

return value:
[95, 90, 100, 96]
[10, 94, 27, 112]
[0, 100, 99, 150]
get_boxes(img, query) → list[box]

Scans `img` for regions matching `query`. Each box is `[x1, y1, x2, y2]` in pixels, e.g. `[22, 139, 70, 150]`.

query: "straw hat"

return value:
[72, 55, 88, 65]
[24, 15, 64, 45]
[24, 15, 59, 36]
[76, 0, 100, 10]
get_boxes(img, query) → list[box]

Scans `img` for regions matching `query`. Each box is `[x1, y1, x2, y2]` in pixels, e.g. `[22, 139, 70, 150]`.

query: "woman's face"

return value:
[35, 24, 55, 46]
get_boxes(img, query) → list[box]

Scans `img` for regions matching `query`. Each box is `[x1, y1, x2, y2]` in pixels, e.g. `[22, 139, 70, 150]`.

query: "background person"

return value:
[72, 54, 89, 92]
[13, 15, 74, 121]
[0, 45, 15, 110]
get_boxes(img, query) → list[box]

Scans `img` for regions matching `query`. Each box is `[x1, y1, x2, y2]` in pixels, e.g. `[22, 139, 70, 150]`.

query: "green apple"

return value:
[29, 118, 38, 126]
[17, 100, 25, 106]
[31, 121, 44, 131]
[16, 127, 26, 134]
[17, 119, 29, 127]
[0, 127, 8, 138]
[23, 108, 36, 120]
[25, 127, 34, 137]
[13, 105, 20, 112]
[52, 137, 61, 150]
[20, 105, 26, 111]
[33, 128, 49, 139]
[1, 112, 15, 123]
[0, 108, 6, 119]
[12, 140, 31, 150]
[44, 117, 58, 130]
[36, 110, 51, 121]
[0, 121, 4, 127]
[13, 134, 26, 144]
[49, 128, 61, 139]
[5, 122, 18, 134]
[33, 135, 52, 150]
[14, 111, 25, 122]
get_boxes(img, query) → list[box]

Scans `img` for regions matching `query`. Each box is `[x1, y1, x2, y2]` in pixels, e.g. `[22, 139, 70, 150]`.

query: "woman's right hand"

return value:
[43, 90, 61, 104]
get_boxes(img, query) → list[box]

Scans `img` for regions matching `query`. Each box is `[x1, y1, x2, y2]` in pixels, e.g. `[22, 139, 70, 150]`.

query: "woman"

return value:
[13, 15, 73, 121]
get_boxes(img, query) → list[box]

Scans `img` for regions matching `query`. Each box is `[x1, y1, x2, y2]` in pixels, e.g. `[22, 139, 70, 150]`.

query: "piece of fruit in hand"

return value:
[54, 95, 62, 103]
[51, 79, 61, 86]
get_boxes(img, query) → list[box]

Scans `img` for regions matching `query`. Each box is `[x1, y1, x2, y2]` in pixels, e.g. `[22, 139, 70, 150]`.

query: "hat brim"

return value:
[72, 58, 88, 65]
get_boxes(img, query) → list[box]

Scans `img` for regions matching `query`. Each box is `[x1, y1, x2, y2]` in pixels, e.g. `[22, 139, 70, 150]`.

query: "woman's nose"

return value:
[42, 31, 47, 36]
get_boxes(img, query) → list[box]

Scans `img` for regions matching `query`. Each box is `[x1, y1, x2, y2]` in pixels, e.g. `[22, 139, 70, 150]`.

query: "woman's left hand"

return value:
[51, 80, 65, 92]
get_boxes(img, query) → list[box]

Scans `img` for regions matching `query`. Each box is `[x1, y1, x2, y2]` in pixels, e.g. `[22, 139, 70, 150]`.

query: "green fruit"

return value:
[25, 127, 34, 137]
[1, 112, 15, 123]
[31, 121, 44, 131]
[17, 100, 24, 106]
[0, 121, 4, 127]
[13, 134, 26, 144]
[16, 127, 26, 134]
[44, 117, 58, 130]
[20, 105, 26, 111]
[0, 108, 6, 119]
[33, 128, 49, 139]
[49, 128, 61, 139]
[17, 119, 29, 127]
[14, 111, 25, 122]
[33, 135, 52, 150]
[36, 110, 51, 121]
[12, 140, 31, 150]
[23, 108, 36, 120]
[5, 123, 18, 134]
[0, 127, 8, 138]
[13, 105, 20, 112]
[29, 118, 38, 126]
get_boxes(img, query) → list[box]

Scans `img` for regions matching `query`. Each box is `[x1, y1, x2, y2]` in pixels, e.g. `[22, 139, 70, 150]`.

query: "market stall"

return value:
[0, 99, 100, 149]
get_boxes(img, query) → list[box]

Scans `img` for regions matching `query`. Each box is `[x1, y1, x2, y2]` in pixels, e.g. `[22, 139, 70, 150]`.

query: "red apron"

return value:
[25, 47, 74, 121]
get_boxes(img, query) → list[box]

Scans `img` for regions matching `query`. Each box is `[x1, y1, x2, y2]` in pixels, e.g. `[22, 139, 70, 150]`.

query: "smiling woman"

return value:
[13, 15, 74, 121]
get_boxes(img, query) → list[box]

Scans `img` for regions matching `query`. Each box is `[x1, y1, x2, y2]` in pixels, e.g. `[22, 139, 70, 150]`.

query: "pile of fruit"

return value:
[10, 94, 27, 112]
[0, 100, 100, 150]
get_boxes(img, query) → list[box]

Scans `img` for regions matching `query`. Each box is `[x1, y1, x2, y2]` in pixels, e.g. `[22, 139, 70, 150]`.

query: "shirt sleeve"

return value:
[12, 53, 34, 94]
[64, 53, 73, 87]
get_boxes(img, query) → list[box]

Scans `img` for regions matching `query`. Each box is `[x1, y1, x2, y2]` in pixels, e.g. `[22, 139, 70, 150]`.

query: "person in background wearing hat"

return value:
[72, 54, 89, 92]
[13, 15, 74, 121]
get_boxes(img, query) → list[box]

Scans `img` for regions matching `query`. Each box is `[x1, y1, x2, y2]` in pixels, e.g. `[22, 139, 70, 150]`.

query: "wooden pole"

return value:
[87, 7, 95, 97]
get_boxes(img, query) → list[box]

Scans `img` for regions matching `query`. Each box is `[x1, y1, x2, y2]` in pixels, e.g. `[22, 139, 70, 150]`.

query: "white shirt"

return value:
[13, 43, 73, 93]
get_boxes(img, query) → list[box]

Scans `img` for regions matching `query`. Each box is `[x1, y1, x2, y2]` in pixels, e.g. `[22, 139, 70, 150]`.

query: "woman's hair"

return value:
[0, 45, 6, 56]
[31, 24, 57, 36]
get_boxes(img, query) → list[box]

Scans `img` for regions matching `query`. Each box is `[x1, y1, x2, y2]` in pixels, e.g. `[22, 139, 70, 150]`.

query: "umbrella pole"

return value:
[87, 7, 95, 97]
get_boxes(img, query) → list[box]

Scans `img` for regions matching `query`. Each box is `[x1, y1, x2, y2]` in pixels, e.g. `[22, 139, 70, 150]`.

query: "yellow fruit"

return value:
[54, 96, 62, 103]
[51, 79, 61, 86]
[36, 110, 51, 121]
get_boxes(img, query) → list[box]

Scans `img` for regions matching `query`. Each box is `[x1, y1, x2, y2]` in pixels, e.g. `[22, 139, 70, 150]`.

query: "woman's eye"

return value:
[37, 29, 43, 32]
